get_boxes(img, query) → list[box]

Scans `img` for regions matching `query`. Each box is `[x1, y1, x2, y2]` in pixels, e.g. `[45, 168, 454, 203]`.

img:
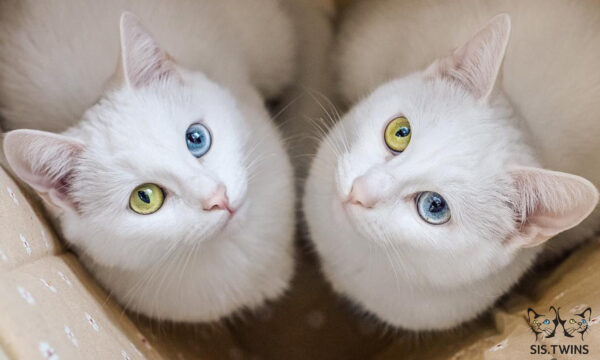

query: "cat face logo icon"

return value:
[561, 307, 591, 340]
[528, 306, 592, 341]
[528, 306, 559, 340]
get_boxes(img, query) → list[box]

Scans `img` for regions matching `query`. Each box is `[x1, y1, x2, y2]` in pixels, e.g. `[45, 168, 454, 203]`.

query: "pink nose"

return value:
[347, 177, 378, 208]
[202, 184, 233, 214]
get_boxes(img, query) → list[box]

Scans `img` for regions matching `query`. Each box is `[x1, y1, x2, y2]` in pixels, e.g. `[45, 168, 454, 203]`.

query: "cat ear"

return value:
[509, 167, 598, 248]
[527, 308, 538, 322]
[3, 129, 84, 211]
[578, 307, 592, 321]
[549, 306, 560, 321]
[425, 14, 511, 100]
[117, 12, 177, 88]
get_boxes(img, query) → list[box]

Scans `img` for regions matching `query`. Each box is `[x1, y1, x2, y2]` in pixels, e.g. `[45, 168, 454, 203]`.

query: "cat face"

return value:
[3, 13, 294, 272]
[528, 307, 558, 340]
[304, 15, 598, 328]
[562, 307, 591, 340]
[312, 72, 530, 288]
[58, 75, 252, 269]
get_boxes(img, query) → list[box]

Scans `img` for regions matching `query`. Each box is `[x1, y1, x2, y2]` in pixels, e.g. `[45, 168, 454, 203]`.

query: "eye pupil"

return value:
[186, 123, 211, 158]
[138, 190, 151, 204]
[384, 117, 411, 153]
[428, 196, 445, 213]
[187, 131, 203, 144]
[417, 191, 451, 225]
[130, 183, 164, 215]
[395, 127, 410, 138]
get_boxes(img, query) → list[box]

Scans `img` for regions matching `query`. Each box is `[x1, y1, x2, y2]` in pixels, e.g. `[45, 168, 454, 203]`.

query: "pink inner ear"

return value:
[511, 167, 599, 248]
[3, 129, 84, 211]
[424, 14, 511, 100]
[119, 12, 176, 88]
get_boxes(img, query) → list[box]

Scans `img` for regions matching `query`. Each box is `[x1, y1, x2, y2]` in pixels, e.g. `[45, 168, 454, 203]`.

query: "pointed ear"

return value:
[579, 308, 592, 321]
[510, 167, 598, 248]
[116, 12, 177, 88]
[527, 308, 538, 322]
[549, 306, 559, 320]
[3, 129, 84, 211]
[425, 14, 511, 100]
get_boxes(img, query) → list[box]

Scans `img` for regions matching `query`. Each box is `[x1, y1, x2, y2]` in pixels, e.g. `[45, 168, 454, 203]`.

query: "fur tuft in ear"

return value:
[3, 129, 84, 211]
[425, 14, 511, 100]
[117, 11, 177, 88]
[510, 167, 599, 248]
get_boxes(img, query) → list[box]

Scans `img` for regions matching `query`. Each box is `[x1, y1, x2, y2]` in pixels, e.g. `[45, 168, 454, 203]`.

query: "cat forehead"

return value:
[347, 88, 505, 166]
[108, 76, 238, 123]
[344, 74, 524, 171]
[80, 77, 244, 146]
[355, 75, 490, 130]
[70, 80, 248, 178]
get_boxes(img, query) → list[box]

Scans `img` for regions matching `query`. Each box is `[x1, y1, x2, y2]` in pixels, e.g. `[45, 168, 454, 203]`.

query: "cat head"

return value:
[528, 307, 559, 340]
[306, 14, 598, 289]
[562, 307, 591, 340]
[3, 13, 288, 270]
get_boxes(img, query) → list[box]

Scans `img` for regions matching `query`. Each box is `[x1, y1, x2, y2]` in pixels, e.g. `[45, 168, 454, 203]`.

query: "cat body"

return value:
[304, 0, 600, 330]
[1, 1, 296, 322]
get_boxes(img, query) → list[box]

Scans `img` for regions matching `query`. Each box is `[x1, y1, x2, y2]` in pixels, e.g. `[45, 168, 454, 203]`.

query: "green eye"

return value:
[129, 183, 164, 215]
[384, 116, 411, 153]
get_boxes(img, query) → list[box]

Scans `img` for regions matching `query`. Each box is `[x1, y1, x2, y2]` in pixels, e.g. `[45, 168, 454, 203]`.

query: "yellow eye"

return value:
[570, 319, 576, 324]
[384, 116, 411, 153]
[129, 183, 165, 215]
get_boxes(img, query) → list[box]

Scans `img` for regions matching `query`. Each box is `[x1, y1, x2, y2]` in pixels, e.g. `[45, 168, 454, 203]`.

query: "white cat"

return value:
[1, 1, 296, 322]
[304, 1, 600, 331]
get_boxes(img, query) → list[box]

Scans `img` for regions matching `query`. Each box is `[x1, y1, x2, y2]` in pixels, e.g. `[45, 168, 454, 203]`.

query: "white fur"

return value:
[0, 0, 295, 132]
[276, 0, 336, 180]
[1, 2, 296, 322]
[305, 1, 600, 331]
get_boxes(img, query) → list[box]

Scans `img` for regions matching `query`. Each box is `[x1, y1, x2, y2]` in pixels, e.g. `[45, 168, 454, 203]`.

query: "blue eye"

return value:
[543, 319, 550, 325]
[416, 191, 451, 225]
[186, 123, 211, 158]
[582, 319, 587, 324]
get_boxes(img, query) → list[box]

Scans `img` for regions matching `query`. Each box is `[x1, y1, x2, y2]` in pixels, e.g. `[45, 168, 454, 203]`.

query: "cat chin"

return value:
[311, 224, 537, 330]
[339, 202, 387, 245]
[181, 201, 249, 246]
[84, 233, 295, 322]
[315, 224, 540, 329]
[330, 253, 538, 331]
